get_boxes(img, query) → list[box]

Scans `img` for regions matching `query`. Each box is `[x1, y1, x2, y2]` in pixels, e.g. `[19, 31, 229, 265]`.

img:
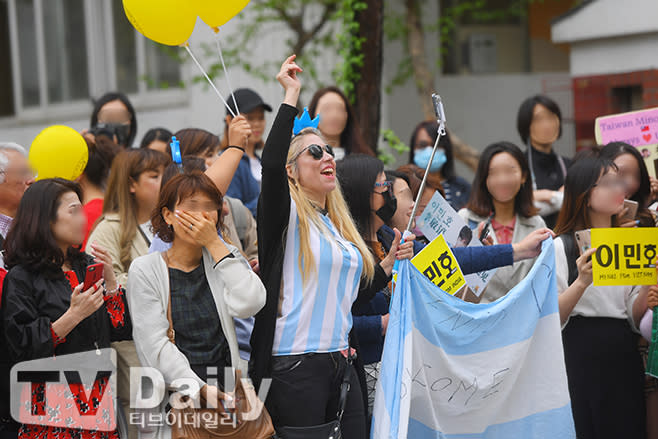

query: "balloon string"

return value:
[184, 44, 237, 118]
[213, 32, 240, 115]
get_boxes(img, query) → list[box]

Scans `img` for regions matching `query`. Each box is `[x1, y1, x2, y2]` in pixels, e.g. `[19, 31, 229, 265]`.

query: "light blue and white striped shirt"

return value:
[272, 199, 364, 356]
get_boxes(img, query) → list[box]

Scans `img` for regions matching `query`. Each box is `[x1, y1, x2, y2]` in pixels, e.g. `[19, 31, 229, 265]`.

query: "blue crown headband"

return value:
[293, 107, 320, 136]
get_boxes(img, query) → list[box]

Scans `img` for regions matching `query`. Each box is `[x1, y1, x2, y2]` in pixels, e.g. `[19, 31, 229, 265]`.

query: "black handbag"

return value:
[275, 354, 354, 439]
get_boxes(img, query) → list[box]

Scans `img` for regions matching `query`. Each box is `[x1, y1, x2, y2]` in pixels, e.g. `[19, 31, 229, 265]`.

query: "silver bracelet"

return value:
[106, 285, 121, 295]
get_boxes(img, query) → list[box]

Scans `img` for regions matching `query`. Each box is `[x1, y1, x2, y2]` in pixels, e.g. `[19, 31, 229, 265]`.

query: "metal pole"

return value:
[404, 93, 447, 234]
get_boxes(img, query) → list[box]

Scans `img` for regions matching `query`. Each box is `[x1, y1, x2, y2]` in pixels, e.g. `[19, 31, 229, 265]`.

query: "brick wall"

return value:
[573, 69, 658, 149]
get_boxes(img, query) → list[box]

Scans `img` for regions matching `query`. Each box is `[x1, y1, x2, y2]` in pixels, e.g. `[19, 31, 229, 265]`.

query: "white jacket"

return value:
[127, 245, 266, 396]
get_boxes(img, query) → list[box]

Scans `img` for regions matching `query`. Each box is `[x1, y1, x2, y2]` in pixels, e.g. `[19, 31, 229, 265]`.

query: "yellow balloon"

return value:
[29, 126, 88, 181]
[123, 0, 197, 46]
[197, 0, 250, 28]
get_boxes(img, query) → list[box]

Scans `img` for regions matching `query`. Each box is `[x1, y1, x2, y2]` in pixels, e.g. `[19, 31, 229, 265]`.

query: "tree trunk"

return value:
[353, 0, 384, 153]
[405, 0, 435, 120]
[404, 0, 480, 171]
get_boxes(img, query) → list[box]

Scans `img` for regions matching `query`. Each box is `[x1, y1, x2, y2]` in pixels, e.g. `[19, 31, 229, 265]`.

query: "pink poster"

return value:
[595, 107, 658, 146]
[595, 107, 658, 178]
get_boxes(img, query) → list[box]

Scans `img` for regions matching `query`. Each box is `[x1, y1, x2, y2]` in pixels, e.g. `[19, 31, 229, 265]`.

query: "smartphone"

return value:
[621, 199, 639, 221]
[479, 216, 493, 243]
[574, 229, 591, 256]
[479, 222, 491, 243]
[82, 263, 104, 291]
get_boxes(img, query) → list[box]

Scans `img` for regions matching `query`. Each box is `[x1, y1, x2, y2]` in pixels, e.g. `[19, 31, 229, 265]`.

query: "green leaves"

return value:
[378, 128, 410, 165]
[332, 0, 367, 103]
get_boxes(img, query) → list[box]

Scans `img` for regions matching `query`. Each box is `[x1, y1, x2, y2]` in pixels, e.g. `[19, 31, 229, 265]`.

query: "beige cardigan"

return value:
[85, 213, 150, 286]
[458, 209, 546, 303]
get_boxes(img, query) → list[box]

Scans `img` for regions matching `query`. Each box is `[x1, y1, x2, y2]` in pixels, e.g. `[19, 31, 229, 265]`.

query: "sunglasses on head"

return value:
[290, 144, 335, 162]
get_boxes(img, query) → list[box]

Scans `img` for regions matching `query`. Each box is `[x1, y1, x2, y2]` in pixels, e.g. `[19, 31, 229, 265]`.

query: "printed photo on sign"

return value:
[416, 191, 497, 296]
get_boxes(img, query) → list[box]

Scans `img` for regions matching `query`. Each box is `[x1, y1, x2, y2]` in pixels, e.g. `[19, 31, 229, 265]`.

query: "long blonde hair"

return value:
[100, 149, 168, 270]
[286, 128, 375, 284]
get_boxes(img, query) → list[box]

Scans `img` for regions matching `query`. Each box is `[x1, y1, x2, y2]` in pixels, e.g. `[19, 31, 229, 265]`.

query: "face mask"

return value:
[375, 189, 397, 223]
[414, 147, 447, 173]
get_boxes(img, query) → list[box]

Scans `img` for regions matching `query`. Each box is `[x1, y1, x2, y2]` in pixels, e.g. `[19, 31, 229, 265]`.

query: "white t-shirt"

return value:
[554, 236, 641, 330]
[249, 156, 262, 183]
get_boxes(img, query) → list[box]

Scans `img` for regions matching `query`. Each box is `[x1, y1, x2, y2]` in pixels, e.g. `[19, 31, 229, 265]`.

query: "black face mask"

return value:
[375, 189, 397, 223]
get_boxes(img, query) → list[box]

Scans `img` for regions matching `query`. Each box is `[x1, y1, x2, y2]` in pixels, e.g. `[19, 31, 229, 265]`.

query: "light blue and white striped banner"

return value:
[371, 239, 575, 438]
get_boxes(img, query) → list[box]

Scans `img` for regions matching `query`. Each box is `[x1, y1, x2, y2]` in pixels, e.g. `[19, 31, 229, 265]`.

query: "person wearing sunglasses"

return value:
[250, 56, 410, 438]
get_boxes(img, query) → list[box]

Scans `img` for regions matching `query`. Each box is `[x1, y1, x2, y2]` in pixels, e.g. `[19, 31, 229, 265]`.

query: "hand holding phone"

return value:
[479, 216, 493, 244]
[574, 229, 591, 256]
[82, 263, 104, 292]
[620, 199, 639, 221]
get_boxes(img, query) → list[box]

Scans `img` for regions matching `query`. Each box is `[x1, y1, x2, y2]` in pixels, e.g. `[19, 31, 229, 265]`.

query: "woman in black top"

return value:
[1, 179, 131, 439]
[517, 95, 572, 228]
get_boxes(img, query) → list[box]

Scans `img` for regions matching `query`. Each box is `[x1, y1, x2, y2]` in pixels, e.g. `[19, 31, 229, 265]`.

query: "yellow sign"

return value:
[412, 235, 466, 295]
[591, 228, 658, 286]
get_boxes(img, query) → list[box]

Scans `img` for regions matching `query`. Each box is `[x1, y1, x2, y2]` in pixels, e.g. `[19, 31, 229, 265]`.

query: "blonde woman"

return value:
[250, 56, 412, 438]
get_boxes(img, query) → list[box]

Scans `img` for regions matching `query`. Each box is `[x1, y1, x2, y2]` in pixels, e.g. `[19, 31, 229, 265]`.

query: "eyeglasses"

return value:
[373, 181, 392, 194]
[289, 144, 334, 163]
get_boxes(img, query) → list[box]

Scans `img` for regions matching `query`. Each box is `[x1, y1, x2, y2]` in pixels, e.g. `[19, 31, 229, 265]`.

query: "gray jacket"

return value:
[458, 209, 546, 303]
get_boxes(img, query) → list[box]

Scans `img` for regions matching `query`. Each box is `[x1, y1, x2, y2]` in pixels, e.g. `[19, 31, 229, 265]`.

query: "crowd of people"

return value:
[0, 54, 658, 439]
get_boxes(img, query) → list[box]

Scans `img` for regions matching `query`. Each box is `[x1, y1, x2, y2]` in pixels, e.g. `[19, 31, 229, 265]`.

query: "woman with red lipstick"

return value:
[250, 56, 408, 438]
[554, 154, 652, 439]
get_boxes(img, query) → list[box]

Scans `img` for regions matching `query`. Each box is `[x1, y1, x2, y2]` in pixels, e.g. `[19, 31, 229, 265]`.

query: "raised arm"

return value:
[258, 56, 302, 249]
[205, 115, 252, 195]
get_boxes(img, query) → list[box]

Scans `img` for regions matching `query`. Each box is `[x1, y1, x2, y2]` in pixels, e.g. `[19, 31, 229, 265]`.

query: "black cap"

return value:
[225, 88, 272, 116]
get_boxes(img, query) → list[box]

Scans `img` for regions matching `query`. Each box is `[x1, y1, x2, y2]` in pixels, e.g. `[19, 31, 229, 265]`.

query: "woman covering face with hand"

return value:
[127, 172, 266, 438]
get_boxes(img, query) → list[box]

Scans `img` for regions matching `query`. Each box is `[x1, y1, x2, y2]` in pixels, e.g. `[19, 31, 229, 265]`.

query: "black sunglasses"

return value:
[290, 144, 335, 162]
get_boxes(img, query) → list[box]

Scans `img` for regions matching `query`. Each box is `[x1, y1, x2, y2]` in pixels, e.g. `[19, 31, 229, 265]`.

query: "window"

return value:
[611, 85, 643, 114]
[2, 0, 183, 118]
[440, 0, 529, 75]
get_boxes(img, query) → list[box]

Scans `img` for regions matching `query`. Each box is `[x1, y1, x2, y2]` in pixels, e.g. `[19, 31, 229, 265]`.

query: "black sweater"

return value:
[249, 104, 389, 388]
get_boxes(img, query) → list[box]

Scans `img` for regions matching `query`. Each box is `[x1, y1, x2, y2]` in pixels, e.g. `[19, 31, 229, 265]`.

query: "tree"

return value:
[386, 0, 548, 170]
[198, 0, 344, 95]
[190, 0, 537, 168]
[352, 0, 385, 151]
